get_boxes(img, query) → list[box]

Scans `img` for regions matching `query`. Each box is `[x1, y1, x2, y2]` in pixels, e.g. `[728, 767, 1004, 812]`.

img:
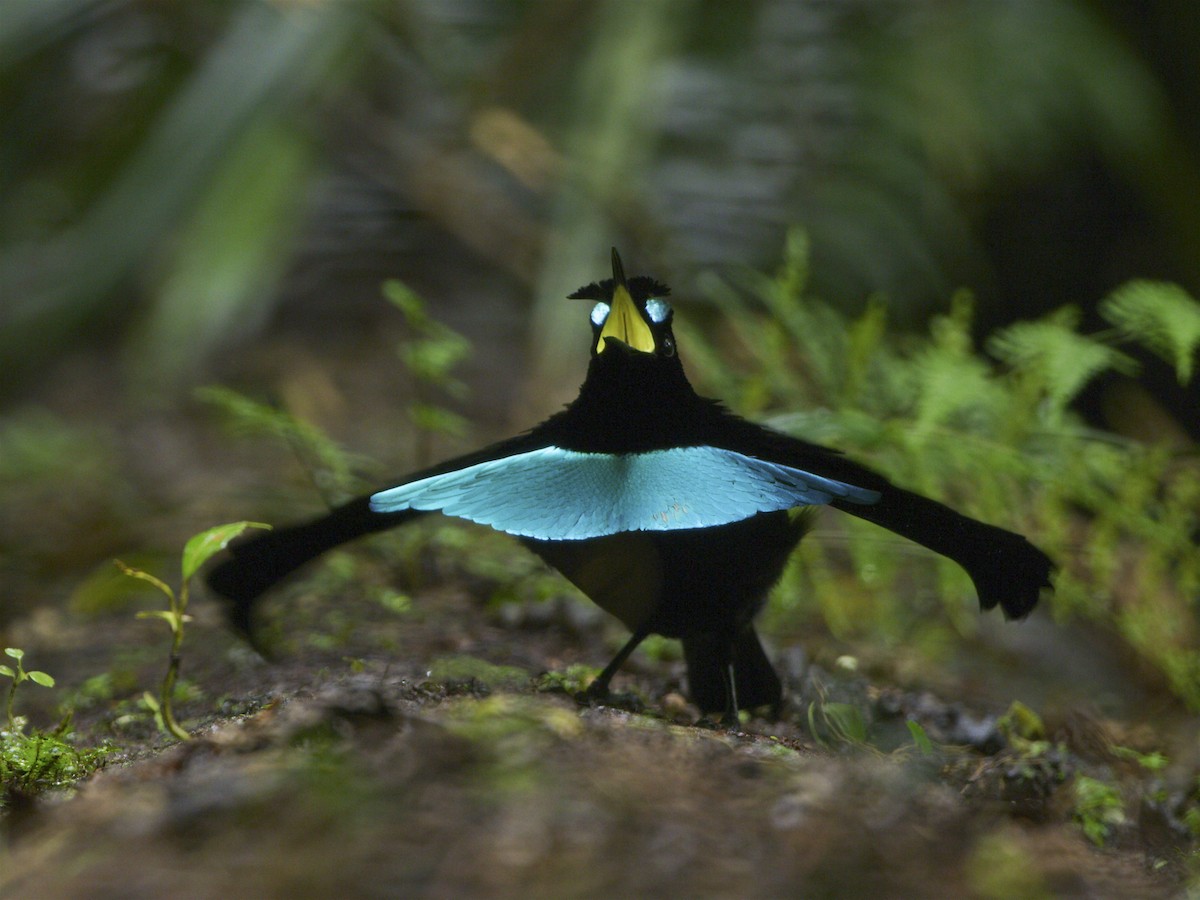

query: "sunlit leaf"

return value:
[26, 672, 55, 688]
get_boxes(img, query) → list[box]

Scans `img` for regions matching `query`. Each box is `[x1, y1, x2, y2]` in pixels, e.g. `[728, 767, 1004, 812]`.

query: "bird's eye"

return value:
[645, 298, 671, 324]
[590, 302, 610, 327]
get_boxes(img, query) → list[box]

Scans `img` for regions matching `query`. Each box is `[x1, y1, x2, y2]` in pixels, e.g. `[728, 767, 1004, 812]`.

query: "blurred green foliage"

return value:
[2, 0, 1197, 405]
[383, 280, 473, 467]
[0, 411, 140, 609]
[1073, 775, 1126, 845]
[681, 231, 1200, 707]
[1, 0, 363, 388]
[196, 384, 373, 503]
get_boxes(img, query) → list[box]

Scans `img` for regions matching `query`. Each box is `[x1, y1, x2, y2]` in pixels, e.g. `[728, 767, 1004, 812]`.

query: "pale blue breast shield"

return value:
[369, 446, 880, 541]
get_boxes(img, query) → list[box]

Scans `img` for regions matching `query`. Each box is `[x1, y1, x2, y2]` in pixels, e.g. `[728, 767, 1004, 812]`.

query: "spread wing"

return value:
[369, 444, 880, 540]
[705, 421, 1054, 619]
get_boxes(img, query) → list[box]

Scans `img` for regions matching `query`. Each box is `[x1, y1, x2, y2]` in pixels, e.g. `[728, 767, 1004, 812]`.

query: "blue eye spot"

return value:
[590, 302, 610, 327]
[645, 297, 671, 324]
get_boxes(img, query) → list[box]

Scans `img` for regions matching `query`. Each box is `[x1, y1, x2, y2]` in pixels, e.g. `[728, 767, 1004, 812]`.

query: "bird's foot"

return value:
[695, 711, 743, 732]
[574, 682, 645, 715]
[573, 689, 602, 706]
[574, 678, 611, 707]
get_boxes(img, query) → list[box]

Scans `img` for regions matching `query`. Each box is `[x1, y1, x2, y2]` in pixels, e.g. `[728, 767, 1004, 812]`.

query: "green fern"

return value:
[1100, 280, 1200, 383]
[986, 306, 1136, 414]
[195, 385, 369, 501]
[692, 231, 1200, 709]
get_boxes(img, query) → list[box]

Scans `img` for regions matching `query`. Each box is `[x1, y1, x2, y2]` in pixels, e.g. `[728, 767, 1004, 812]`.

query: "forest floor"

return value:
[1, 328, 1197, 899]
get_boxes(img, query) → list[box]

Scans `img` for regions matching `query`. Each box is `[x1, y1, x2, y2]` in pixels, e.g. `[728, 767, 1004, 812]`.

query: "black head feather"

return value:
[569, 276, 671, 303]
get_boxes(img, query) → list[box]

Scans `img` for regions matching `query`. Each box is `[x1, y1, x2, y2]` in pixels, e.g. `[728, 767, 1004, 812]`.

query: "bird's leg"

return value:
[691, 639, 741, 730]
[718, 660, 740, 729]
[578, 624, 652, 705]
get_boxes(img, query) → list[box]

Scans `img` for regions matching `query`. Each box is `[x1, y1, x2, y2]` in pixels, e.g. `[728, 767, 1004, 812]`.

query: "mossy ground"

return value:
[2, 565, 1197, 897]
[1, 326, 1197, 898]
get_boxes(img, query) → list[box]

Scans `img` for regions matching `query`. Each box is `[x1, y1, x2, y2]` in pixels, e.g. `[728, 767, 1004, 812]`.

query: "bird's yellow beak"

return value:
[597, 248, 655, 355]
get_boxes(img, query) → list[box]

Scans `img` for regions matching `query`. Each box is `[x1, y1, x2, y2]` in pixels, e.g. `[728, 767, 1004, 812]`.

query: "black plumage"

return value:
[207, 249, 1053, 724]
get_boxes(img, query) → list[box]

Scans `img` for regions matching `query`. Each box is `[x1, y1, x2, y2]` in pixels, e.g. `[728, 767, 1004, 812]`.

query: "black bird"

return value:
[207, 249, 1053, 724]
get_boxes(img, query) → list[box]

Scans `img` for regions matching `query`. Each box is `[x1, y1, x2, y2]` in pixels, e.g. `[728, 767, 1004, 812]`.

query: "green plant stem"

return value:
[159, 585, 190, 741]
[5, 678, 16, 732]
[159, 646, 189, 741]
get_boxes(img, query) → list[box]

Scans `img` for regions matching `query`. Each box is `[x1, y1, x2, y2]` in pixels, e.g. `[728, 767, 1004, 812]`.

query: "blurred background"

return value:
[4, 0, 1198, 399]
[1, 0, 1198, 700]
[5, 4, 1200, 890]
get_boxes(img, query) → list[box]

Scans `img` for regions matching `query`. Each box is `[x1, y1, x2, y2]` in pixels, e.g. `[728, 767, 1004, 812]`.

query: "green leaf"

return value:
[822, 702, 868, 743]
[997, 700, 1045, 741]
[1112, 744, 1169, 772]
[136, 610, 180, 628]
[141, 691, 161, 712]
[382, 279, 428, 326]
[0, 665, 14, 678]
[401, 336, 471, 386]
[26, 671, 55, 688]
[181, 521, 271, 582]
[1101, 280, 1200, 383]
[114, 561, 175, 603]
[408, 403, 469, 438]
[907, 719, 935, 755]
[4, 648, 23, 660]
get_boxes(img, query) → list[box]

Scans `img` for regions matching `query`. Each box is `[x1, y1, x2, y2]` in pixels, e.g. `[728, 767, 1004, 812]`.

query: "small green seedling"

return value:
[117, 521, 269, 741]
[0, 648, 112, 801]
[1, 647, 56, 733]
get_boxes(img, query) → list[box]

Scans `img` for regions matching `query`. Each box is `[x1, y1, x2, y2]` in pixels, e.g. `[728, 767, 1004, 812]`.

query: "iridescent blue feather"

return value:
[369, 445, 880, 540]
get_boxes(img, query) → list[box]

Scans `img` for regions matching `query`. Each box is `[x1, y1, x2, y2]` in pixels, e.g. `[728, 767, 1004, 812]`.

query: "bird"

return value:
[206, 248, 1053, 725]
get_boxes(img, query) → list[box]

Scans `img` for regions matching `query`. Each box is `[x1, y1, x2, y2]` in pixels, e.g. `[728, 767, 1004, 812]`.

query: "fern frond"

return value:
[987, 307, 1137, 411]
[195, 385, 368, 500]
[910, 293, 1006, 438]
[1100, 281, 1200, 383]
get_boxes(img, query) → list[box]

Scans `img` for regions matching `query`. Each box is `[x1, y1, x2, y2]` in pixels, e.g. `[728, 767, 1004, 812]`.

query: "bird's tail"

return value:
[683, 627, 782, 715]
[833, 487, 1053, 619]
[205, 497, 422, 639]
